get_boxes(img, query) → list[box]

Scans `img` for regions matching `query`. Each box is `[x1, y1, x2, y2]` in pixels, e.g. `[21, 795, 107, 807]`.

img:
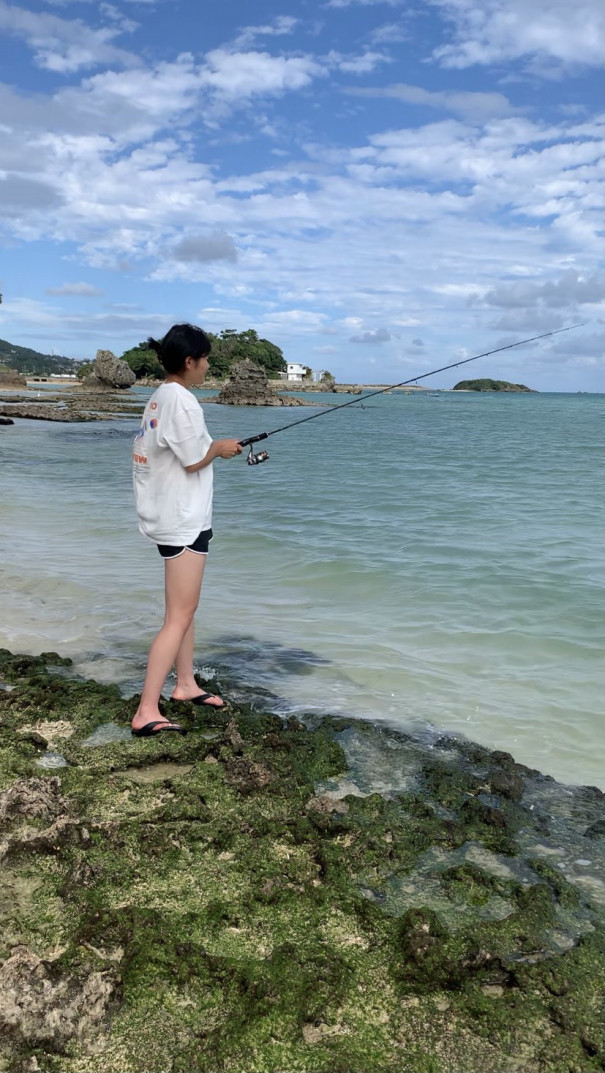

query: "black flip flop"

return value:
[131, 720, 187, 737]
[189, 692, 229, 710]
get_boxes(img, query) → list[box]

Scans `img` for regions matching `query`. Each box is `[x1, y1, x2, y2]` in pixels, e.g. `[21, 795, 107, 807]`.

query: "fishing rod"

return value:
[238, 323, 584, 464]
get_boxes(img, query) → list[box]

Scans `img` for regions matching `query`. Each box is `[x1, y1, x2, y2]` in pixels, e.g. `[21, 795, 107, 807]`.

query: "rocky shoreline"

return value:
[0, 648, 603, 1073]
[0, 374, 429, 425]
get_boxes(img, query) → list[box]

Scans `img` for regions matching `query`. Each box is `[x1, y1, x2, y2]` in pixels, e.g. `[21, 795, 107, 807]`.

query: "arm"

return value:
[184, 438, 242, 473]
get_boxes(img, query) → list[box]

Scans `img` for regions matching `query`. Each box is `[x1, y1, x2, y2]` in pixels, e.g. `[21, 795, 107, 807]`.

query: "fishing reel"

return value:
[246, 446, 269, 466]
[239, 434, 270, 466]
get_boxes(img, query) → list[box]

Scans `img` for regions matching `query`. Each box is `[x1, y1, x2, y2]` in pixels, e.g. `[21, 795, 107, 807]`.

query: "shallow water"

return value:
[35, 751, 67, 769]
[1, 389, 603, 787]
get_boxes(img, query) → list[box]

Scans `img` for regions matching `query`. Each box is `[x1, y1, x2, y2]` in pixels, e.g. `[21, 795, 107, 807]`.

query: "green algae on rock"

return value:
[0, 650, 604, 1073]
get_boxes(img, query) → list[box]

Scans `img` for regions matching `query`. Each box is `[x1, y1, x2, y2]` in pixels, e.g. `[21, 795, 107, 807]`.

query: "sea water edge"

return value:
[0, 388, 603, 789]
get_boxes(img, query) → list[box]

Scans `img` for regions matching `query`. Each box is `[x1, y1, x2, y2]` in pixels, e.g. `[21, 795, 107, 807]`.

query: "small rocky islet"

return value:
[0, 649, 603, 1073]
[453, 379, 535, 392]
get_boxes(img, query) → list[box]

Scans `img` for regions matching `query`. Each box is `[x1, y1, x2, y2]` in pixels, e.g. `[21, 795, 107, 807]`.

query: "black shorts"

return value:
[157, 528, 213, 559]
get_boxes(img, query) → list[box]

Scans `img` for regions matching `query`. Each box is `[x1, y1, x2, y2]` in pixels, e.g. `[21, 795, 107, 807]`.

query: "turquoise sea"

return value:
[1, 388, 603, 788]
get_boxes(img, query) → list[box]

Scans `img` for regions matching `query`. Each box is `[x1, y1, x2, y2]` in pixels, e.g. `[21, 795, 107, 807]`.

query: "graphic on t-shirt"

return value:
[133, 423, 147, 466]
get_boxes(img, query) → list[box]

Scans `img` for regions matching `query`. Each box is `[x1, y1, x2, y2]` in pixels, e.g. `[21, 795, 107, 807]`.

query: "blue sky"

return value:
[0, 0, 603, 390]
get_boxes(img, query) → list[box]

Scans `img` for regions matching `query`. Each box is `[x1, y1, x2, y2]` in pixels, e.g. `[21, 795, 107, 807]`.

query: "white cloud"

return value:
[327, 0, 403, 7]
[434, 283, 490, 298]
[486, 310, 568, 332]
[79, 55, 205, 134]
[551, 330, 604, 359]
[233, 16, 299, 49]
[0, 1, 136, 72]
[476, 272, 604, 333]
[46, 282, 105, 296]
[0, 295, 172, 349]
[332, 50, 391, 74]
[170, 233, 237, 263]
[1, 7, 602, 388]
[350, 328, 392, 343]
[199, 49, 325, 101]
[345, 82, 513, 121]
[259, 310, 329, 331]
[429, 0, 604, 71]
[354, 117, 603, 253]
[369, 21, 410, 45]
[0, 176, 64, 215]
[2, 92, 601, 347]
[479, 270, 604, 310]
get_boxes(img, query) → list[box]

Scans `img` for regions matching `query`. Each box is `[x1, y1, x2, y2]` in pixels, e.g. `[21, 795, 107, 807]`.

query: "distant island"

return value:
[453, 378, 536, 392]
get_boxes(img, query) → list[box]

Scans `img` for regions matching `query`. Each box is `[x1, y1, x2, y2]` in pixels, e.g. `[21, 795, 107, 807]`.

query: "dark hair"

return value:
[147, 323, 212, 374]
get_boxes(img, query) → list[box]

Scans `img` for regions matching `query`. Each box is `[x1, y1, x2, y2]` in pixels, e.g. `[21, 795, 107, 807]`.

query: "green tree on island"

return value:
[76, 361, 94, 380]
[453, 378, 534, 392]
[207, 329, 286, 379]
[120, 329, 286, 380]
[121, 343, 165, 380]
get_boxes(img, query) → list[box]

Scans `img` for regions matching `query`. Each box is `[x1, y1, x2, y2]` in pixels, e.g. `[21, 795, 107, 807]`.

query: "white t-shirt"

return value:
[133, 381, 213, 544]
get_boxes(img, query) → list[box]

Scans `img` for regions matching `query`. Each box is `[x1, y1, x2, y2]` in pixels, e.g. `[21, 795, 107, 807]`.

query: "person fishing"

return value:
[130, 320, 581, 738]
[131, 323, 242, 737]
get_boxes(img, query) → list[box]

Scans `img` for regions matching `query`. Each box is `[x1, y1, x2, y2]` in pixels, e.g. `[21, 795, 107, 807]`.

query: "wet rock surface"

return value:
[0, 389, 143, 423]
[0, 776, 67, 824]
[0, 647, 603, 1073]
[0, 403, 99, 422]
[0, 945, 117, 1051]
[216, 359, 306, 406]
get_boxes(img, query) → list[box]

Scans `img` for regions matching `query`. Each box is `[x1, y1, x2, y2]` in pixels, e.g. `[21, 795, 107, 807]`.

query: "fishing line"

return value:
[238, 323, 584, 464]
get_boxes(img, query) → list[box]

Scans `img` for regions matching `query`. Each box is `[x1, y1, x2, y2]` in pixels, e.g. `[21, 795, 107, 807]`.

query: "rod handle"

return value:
[238, 432, 269, 447]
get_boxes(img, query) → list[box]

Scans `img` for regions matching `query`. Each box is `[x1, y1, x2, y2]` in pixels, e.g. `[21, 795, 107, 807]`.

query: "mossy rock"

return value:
[0, 650, 603, 1073]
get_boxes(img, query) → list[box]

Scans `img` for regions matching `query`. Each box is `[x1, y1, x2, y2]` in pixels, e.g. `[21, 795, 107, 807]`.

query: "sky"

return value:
[0, 0, 603, 390]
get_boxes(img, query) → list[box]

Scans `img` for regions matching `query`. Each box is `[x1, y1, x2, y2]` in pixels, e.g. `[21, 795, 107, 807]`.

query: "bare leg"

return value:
[132, 550, 206, 731]
[174, 619, 196, 691]
[172, 605, 224, 707]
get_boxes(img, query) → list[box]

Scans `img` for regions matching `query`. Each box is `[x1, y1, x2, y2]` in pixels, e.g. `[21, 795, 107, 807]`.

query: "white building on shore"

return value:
[283, 362, 307, 382]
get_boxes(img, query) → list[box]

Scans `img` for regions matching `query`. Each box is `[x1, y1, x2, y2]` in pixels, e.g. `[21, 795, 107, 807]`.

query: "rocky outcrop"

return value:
[0, 404, 96, 422]
[80, 350, 136, 390]
[95, 349, 136, 388]
[0, 367, 26, 386]
[0, 389, 144, 422]
[216, 359, 304, 406]
[0, 946, 117, 1052]
[0, 776, 66, 824]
